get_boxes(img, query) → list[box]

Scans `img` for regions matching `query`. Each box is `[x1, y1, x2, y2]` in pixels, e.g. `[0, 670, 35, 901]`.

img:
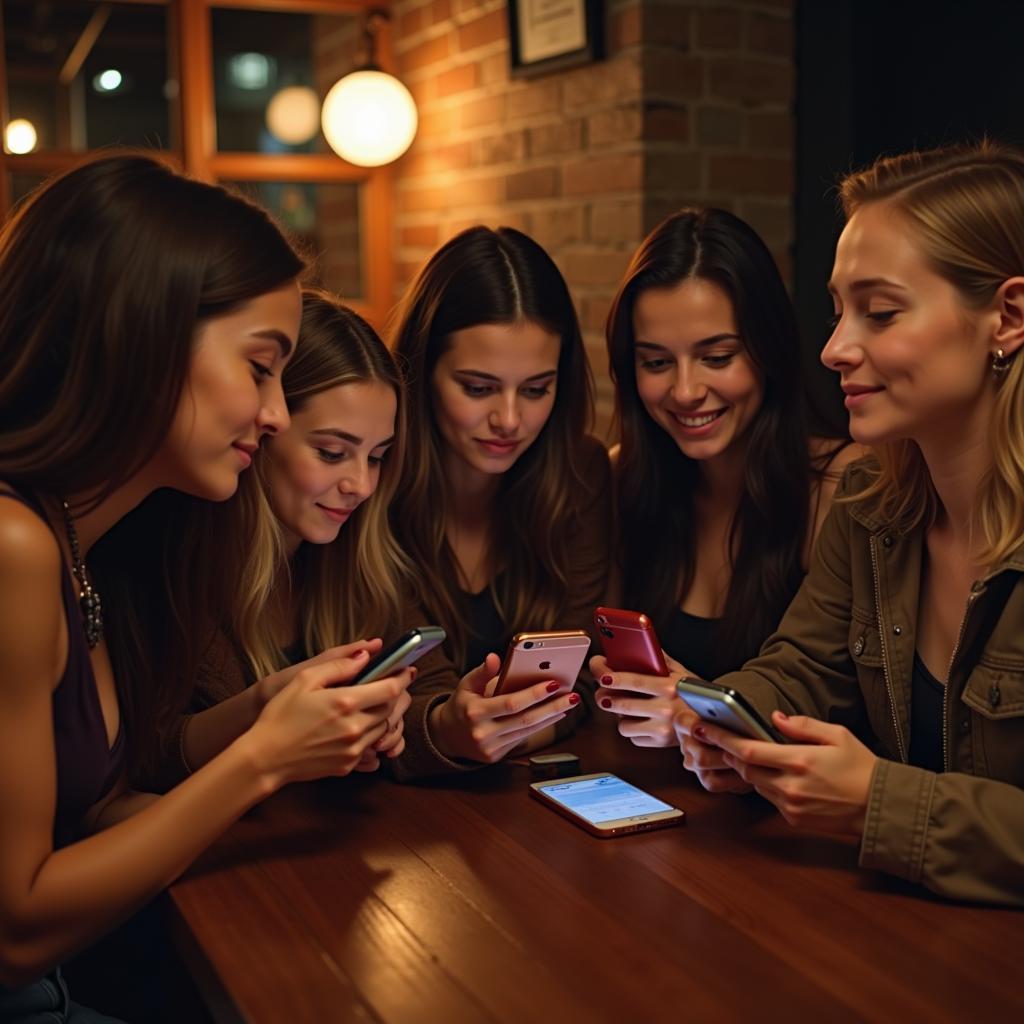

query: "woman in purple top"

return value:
[0, 155, 412, 1019]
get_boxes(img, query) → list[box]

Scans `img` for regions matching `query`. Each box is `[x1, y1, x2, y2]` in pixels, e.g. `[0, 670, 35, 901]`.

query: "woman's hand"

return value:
[674, 703, 753, 794]
[429, 653, 581, 764]
[253, 638, 384, 709]
[244, 651, 414, 790]
[590, 651, 689, 748]
[354, 673, 415, 772]
[692, 711, 877, 835]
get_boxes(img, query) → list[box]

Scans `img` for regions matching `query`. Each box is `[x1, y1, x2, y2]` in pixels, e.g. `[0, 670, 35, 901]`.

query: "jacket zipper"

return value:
[943, 589, 979, 773]
[869, 535, 906, 762]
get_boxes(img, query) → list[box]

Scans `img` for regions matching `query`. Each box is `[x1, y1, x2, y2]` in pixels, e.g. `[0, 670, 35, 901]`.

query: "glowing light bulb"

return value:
[266, 86, 320, 145]
[5, 119, 37, 154]
[321, 70, 417, 167]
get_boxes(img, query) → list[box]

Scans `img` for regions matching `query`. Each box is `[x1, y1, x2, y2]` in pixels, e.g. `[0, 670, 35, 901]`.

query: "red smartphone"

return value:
[594, 607, 668, 676]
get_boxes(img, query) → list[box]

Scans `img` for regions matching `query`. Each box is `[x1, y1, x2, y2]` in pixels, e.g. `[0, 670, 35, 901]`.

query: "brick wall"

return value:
[391, 0, 795, 434]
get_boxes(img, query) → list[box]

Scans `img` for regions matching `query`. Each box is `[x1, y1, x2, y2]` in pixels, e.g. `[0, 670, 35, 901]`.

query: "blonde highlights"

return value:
[839, 140, 1024, 563]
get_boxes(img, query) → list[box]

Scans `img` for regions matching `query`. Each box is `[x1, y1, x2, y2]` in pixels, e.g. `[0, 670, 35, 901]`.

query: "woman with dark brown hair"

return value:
[592, 208, 857, 747]
[390, 226, 611, 766]
[0, 156, 411, 1018]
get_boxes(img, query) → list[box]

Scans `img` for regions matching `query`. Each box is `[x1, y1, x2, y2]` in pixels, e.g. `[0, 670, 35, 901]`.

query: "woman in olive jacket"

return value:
[672, 140, 1024, 906]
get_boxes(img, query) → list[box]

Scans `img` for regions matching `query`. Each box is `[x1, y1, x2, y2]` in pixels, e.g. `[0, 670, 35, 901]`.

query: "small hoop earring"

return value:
[992, 348, 1011, 379]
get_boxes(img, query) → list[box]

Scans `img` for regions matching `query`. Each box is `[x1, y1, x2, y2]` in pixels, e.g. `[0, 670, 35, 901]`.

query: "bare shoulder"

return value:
[0, 497, 62, 581]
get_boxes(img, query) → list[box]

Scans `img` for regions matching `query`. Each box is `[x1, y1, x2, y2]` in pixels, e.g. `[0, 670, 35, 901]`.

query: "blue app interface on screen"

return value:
[544, 775, 673, 824]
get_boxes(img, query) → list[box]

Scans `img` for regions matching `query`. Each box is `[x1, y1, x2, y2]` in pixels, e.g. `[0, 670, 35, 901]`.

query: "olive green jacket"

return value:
[718, 460, 1024, 906]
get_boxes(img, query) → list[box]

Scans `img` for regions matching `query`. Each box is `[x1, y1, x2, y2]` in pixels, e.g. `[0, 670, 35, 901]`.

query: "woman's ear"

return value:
[991, 277, 1024, 358]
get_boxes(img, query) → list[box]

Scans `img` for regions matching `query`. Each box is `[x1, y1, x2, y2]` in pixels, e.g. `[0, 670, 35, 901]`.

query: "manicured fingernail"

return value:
[546, 680, 560, 693]
[568, 693, 580, 706]
[776, 711, 788, 719]
[600, 698, 612, 709]
[410, 667, 418, 680]
[694, 725, 707, 740]
[601, 675, 613, 686]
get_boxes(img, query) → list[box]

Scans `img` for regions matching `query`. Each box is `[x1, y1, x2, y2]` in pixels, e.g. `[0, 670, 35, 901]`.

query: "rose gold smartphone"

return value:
[594, 606, 668, 675]
[530, 772, 685, 837]
[494, 630, 591, 696]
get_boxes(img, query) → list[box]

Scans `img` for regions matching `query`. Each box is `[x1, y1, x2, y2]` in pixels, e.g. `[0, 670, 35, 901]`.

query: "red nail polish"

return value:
[694, 725, 707, 740]
[600, 698, 612, 709]
[569, 693, 580, 706]
[601, 675, 613, 686]
[546, 680, 560, 693]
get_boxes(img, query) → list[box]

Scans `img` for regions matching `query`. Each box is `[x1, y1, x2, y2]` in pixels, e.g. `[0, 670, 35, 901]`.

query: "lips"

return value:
[672, 409, 726, 428]
[232, 441, 258, 467]
[475, 437, 520, 455]
[841, 382, 885, 408]
[316, 503, 355, 524]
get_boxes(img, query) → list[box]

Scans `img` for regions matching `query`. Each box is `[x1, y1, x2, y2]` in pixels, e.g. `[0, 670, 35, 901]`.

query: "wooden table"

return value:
[170, 715, 1024, 1023]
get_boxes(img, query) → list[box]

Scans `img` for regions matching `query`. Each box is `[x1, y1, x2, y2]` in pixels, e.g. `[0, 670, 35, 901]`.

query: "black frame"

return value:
[507, 0, 604, 79]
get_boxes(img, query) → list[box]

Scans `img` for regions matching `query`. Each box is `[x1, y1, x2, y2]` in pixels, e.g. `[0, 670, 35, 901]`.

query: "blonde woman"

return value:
[676, 140, 1024, 906]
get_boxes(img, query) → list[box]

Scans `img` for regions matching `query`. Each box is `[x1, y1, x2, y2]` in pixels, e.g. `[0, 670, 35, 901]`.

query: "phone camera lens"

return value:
[600, 627, 614, 639]
[523, 641, 534, 650]
[596, 615, 607, 625]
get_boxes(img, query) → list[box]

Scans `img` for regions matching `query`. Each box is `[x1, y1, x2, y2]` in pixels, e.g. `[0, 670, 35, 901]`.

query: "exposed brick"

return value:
[696, 105, 743, 146]
[418, 105, 459, 137]
[476, 130, 527, 166]
[708, 58, 793, 105]
[450, 173, 506, 205]
[697, 9, 741, 50]
[401, 223, 440, 248]
[507, 79, 561, 120]
[562, 249, 633, 288]
[431, 0, 453, 26]
[589, 198, 643, 245]
[748, 12, 795, 57]
[582, 294, 614, 332]
[459, 94, 506, 130]
[479, 52, 509, 86]
[588, 106, 644, 147]
[401, 141, 474, 179]
[436, 62, 479, 98]
[406, 78, 433, 108]
[399, 5, 428, 39]
[400, 32, 450, 71]
[563, 152, 644, 195]
[748, 111, 793, 151]
[645, 4, 692, 49]
[452, 0, 484, 15]
[646, 151, 702, 191]
[610, 3, 642, 49]
[507, 166, 559, 201]
[737, 199, 791, 245]
[398, 184, 450, 213]
[528, 119, 584, 157]
[646, 105, 690, 143]
[644, 52, 703, 101]
[564, 54, 642, 110]
[458, 8, 506, 51]
[527, 204, 586, 248]
[708, 154, 793, 195]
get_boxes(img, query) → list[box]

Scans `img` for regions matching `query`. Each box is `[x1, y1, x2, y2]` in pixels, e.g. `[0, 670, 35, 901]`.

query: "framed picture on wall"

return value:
[508, 0, 605, 78]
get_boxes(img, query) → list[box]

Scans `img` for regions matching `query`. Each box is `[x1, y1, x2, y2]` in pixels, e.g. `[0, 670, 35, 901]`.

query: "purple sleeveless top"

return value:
[1, 491, 125, 848]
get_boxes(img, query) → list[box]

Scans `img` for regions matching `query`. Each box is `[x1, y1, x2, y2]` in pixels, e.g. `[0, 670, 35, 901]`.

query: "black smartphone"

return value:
[675, 677, 788, 743]
[350, 626, 446, 685]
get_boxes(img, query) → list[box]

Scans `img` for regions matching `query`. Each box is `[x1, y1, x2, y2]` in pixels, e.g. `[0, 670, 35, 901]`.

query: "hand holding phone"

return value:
[675, 677, 787, 743]
[350, 626, 446, 685]
[530, 772, 685, 836]
[594, 607, 668, 675]
[494, 630, 590, 696]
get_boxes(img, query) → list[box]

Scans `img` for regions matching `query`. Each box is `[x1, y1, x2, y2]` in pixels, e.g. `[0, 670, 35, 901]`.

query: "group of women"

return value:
[1, 137, 1022, 1020]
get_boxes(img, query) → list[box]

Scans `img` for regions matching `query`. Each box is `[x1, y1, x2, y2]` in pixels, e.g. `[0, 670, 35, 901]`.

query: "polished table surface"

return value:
[170, 714, 1024, 1023]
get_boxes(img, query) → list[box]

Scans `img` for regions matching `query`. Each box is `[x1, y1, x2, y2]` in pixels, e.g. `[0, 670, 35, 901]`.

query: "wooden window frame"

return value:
[0, 0, 393, 328]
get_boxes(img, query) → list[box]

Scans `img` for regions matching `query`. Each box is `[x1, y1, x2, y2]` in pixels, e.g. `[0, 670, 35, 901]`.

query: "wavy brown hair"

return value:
[389, 226, 594, 665]
[0, 153, 304, 779]
[837, 140, 1024, 564]
[234, 290, 413, 678]
[608, 208, 828, 672]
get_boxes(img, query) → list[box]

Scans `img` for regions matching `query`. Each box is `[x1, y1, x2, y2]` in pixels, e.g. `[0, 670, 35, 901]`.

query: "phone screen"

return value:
[539, 774, 675, 825]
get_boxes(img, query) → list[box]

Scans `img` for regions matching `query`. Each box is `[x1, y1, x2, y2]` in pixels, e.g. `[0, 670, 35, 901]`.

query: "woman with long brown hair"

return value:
[593, 208, 857, 747]
[0, 157, 410, 1017]
[390, 226, 610, 765]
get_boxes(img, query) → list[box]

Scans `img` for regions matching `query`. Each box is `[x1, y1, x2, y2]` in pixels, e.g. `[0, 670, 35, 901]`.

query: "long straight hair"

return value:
[234, 290, 413, 679]
[838, 140, 1024, 565]
[0, 153, 305, 778]
[389, 226, 595, 664]
[607, 208, 814, 670]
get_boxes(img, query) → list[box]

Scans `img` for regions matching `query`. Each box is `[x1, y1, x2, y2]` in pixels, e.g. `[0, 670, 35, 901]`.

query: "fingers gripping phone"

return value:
[594, 606, 668, 675]
[675, 677, 788, 743]
[530, 772, 685, 837]
[494, 630, 591, 696]
[350, 626, 446, 685]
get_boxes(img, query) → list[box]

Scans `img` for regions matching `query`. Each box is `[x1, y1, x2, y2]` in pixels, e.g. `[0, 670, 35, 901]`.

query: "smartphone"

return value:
[494, 630, 591, 696]
[594, 606, 668, 676]
[530, 772, 685, 837]
[675, 676, 787, 743]
[350, 626, 446, 685]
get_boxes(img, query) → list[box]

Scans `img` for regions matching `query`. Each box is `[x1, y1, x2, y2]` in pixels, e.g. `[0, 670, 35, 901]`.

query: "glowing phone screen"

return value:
[541, 775, 673, 824]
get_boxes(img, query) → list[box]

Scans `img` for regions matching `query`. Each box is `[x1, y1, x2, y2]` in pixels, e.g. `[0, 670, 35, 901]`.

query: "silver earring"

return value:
[992, 348, 1012, 379]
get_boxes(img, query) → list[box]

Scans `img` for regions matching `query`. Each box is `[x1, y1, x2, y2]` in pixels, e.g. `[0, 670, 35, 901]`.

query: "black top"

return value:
[460, 585, 507, 675]
[0, 490, 125, 848]
[660, 607, 722, 681]
[909, 653, 945, 774]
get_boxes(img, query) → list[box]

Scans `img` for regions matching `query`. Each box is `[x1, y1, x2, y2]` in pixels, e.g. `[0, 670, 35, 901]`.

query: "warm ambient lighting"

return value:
[266, 85, 320, 145]
[322, 70, 417, 167]
[321, 8, 417, 168]
[93, 68, 123, 92]
[5, 119, 37, 154]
